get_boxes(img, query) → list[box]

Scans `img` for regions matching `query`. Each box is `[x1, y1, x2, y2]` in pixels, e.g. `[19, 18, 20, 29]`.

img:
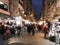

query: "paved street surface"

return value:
[4, 32, 55, 45]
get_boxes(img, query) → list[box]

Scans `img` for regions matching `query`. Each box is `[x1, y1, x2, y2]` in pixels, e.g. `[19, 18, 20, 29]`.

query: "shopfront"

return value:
[0, 13, 10, 19]
[0, 1, 10, 20]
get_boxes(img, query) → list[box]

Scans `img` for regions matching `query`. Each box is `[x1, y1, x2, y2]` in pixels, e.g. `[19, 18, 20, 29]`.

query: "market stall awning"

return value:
[0, 9, 10, 15]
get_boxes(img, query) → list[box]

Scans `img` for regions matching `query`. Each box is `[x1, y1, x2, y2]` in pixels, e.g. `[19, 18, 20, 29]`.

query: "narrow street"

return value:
[5, 32, 55, 45]
[0, 0, 59, 45]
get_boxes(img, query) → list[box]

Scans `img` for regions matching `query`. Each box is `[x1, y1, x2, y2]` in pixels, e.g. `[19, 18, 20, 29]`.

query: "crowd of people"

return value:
[0, 22, 36, 40]
[0, 20, 51, 40]
[0, 20, 51, 45]
[0, 22, 50, 37]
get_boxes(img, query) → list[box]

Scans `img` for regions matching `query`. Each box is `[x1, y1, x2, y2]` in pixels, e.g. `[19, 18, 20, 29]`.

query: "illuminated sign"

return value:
[0, 1, 8, 11]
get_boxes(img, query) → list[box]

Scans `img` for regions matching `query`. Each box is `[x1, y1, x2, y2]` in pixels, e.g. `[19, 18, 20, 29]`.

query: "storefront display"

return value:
[49, 20, 60, 43]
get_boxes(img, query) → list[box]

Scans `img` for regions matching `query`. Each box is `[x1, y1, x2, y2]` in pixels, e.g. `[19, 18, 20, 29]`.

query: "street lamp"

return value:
[24, 14, 27, 17]
[22, 11, 24, 14]
[31, 14, 33, 17]
[40, 18, 43, 20]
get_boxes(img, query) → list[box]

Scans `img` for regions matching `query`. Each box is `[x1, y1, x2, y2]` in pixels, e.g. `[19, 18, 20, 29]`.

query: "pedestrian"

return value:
[6, 27, 11, 39]
[37, 24, 42, 32]
[46, 20, 51, 31]
[15, 29, 18, 37]
[10, 26, 15, 37]
[21, 22, 27, 37]
[30, 24, 35, 36]
[16, 25, 21, 36]
[42, 25, 48, 38]
[27, 24, 31, 35]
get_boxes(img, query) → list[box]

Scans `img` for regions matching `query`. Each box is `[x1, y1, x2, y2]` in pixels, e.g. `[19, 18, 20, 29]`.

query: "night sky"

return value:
[32, 0, 43, 20]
